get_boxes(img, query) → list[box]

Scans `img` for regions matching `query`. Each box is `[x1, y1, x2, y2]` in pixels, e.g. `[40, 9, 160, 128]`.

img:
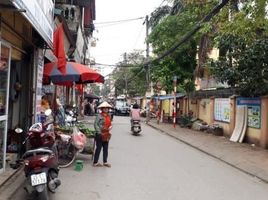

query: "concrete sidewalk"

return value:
[147, 119, 268, 183]
[0, 167, 24, 200]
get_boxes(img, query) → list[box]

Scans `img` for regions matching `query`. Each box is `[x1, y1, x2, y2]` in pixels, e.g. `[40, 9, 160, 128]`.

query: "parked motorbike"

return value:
[12, 109, 61, 200]
[65, 105, 78, 126]
[131, 120, 141, 135]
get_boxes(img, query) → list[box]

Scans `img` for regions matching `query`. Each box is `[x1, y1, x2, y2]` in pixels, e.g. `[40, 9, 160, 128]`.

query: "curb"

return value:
[0, 167, 25, 200]
[147, 122, 268, 184]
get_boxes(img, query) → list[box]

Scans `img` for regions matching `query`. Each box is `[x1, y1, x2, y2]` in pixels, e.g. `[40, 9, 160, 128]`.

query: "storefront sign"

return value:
[35, 49, 44, 122]
[12, 0, 54, 48]
[214, 98, 230, 122]
[237, 97, 261, 129]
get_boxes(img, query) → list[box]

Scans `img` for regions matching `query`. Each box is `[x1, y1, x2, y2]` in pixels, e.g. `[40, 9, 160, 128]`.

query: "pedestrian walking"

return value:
[93, 101, 113, 167]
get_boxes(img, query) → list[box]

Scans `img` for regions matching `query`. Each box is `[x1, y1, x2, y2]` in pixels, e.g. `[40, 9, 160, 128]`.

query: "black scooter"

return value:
[131, 120, 141, 135]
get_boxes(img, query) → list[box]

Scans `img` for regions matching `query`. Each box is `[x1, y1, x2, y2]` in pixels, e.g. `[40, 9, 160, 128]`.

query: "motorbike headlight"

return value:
[40, 155, 50, 163]
[24, 160, 29, 166]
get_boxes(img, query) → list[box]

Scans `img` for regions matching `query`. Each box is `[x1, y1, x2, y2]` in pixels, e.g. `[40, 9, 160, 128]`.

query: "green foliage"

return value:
[77, 123, 96, 138]
[90, 84, 101, 96]
[211, 37, 268, 97]
[149, 5, 171, 29]
[144, 0, 268, 97]
[148, 2, 209, 93]
[113, 52, 148, 97]
[210, 0, 268, 97]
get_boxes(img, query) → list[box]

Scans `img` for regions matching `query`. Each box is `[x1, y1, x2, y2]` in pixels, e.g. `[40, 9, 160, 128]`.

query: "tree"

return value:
[112, 51, 148, 97]
[148, 1, 217, 93]
[90, 84, 101, 96]
[211, 0, 268, 96]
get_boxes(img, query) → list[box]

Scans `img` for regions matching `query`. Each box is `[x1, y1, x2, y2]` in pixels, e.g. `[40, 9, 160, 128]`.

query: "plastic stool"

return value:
[74, 160, 84, 171]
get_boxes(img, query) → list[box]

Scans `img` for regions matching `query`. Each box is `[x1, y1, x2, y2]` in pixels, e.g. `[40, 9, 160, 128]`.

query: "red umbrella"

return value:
[43, 62, 104, 85]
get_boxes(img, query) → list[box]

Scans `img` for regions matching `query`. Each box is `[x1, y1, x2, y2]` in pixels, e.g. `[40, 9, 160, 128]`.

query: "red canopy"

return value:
[43, 62, 104, 86]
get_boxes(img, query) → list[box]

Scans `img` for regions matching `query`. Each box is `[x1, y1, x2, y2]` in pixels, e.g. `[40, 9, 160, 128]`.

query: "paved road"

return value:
[12, 116, 268, 200]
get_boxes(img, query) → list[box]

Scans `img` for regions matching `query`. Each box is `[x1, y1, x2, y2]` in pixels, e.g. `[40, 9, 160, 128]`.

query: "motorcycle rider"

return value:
[130, 102, 141, 130]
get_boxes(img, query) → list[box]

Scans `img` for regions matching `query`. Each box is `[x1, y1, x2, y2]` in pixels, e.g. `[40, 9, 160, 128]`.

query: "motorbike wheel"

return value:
[35, 186, 49, 200]
[57, 140, 77, 168]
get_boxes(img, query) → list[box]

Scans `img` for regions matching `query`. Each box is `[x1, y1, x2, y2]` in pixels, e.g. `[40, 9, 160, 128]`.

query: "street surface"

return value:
[11, 116, 268, 200]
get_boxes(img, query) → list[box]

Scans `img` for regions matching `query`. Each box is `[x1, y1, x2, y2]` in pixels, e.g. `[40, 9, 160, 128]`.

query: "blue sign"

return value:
[237, 97, 261, 129]
[237, 97, 261, 106]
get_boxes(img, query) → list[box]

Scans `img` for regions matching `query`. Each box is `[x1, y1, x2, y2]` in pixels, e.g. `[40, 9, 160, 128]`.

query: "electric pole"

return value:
[145, 15, 150, 84]
[123, 52, 128, 97]
[145, 15, 152, 123]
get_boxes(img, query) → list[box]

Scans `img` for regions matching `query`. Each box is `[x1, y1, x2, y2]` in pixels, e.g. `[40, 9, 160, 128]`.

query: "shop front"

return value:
[0, 42, 11, 173]
[0, 0, 54, 173]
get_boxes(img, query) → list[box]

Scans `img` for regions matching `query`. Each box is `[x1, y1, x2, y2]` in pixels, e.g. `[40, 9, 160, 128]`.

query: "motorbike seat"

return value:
[23, 148, 54, 158]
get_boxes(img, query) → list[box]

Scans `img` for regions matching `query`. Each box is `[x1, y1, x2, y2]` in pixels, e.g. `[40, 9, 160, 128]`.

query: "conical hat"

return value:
[98, 101, 112, 108]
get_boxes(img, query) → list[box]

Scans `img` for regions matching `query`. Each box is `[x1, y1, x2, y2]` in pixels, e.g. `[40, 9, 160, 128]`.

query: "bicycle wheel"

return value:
[57, 139, 77, 168]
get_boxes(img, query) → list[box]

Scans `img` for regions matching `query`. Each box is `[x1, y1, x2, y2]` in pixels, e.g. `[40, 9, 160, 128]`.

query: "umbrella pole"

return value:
[53, 85, 58, 121]
[66, 86, 69, 105]
[73, 82, 75, 106]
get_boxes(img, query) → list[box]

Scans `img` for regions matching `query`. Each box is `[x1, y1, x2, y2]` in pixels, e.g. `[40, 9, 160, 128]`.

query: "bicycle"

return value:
[56, 126, 87, 168]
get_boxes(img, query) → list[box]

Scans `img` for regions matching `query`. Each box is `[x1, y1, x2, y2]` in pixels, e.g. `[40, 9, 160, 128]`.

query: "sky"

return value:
[90, 0, 165, 76]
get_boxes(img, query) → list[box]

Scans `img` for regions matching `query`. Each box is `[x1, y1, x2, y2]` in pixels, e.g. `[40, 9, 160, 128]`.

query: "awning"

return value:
[44, 49, 57, 62]
[154, 93, 185, 100]
[84, 93, 100, 99]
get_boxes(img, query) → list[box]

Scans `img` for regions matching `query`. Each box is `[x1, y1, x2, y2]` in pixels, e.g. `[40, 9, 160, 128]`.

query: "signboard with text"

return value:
[214, 98, 230, 123]
[12, 0, 54, 48]
[237, 97, 261, 129]
[35, 49, 44, 122]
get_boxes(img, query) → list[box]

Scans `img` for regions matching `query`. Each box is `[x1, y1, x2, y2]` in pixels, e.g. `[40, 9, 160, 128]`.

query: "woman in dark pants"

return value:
[93, 101, 113, 167]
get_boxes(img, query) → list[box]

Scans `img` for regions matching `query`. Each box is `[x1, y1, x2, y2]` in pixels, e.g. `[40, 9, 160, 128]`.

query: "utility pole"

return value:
[123, 52, 128, 97]
[145, 15, 150, 84]
[145, 15, 152, 123]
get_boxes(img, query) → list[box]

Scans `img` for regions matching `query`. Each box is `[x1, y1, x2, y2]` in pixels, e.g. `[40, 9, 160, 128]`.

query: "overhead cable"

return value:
[94, 17, 144, 25]
[144, 0, 230, 66]
[116, 0, 230, 89]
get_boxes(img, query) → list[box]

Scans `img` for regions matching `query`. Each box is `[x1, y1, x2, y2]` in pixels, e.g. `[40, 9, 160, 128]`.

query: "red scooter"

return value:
[14, 109, 61, 200]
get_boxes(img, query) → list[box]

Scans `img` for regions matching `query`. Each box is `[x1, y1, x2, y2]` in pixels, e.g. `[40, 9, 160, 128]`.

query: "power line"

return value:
[94, 63, 117, 67]
[132, 24, 145, 50]
[104, 0, 230, 95]
[145, 0, 230, 66]
[159, 0, 167, 7]
[94, 17, 144, 25]
[115, 0, 230, 89]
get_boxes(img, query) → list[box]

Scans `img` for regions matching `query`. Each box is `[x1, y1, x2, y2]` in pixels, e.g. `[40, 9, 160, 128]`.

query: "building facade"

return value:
[0, 0, 96, 174]
[0, 0, 54, 173]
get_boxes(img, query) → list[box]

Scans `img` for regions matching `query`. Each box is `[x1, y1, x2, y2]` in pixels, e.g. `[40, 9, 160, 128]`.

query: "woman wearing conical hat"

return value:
[93, 101, 113, 167]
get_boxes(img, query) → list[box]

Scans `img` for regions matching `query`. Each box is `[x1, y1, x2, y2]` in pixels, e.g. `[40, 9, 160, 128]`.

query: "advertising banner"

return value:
[12, 0, 54, 48]
[237, 97, 261, 129]
[214, 98, 230, 123]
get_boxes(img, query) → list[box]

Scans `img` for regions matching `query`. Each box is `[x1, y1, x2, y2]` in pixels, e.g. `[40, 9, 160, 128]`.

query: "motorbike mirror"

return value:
[44, 109, 52, 116]
[15, 128, 23, 133]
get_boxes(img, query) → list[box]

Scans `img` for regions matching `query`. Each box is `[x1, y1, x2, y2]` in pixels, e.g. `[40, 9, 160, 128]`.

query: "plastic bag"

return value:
[72, 126, 87, 150]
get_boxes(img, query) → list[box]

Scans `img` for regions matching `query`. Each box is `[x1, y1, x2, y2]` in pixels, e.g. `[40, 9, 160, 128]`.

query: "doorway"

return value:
[0, 42, 11, 173]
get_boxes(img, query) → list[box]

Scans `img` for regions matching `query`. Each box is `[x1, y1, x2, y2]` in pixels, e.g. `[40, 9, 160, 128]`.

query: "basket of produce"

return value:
[77, 124, 96, 138]
[54, 126, 72, 133]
